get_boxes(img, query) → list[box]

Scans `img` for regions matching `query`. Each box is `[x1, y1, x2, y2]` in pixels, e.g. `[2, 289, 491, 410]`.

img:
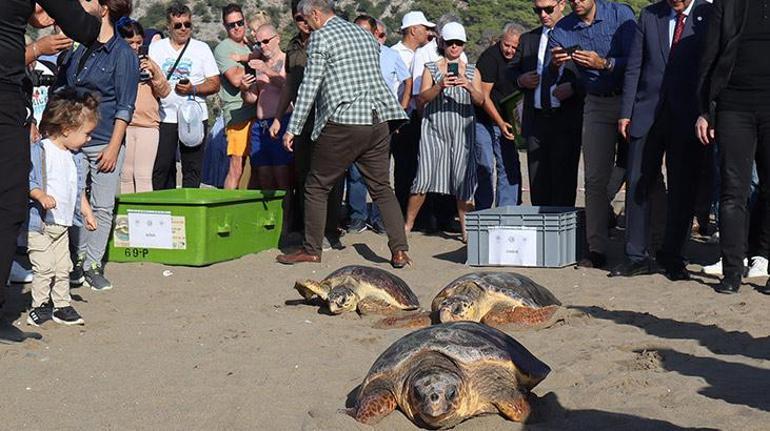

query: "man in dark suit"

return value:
[610, 0, 712, 280]
[697, 0, 770, 293]
[511, 0, 584, 207]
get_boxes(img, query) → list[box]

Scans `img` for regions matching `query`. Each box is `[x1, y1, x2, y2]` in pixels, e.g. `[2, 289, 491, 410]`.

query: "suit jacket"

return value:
[621, 0, 712, 138]
[509, 26, 585, 138]
[287, 16, 408, 141]
[696, 0, 749, 120]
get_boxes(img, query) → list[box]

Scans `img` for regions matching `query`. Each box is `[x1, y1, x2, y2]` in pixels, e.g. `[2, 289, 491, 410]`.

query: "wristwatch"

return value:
[603, 57, 615, 72]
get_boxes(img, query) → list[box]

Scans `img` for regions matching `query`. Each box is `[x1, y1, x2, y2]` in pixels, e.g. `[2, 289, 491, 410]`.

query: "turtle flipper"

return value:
[372, 310, 433, 329]
[294, 280, 330, 301]
[482, 305, 562, 330]
[349, 387, 397, 425]
[357, 297, 399, 316]
[494, 390, 532, 423]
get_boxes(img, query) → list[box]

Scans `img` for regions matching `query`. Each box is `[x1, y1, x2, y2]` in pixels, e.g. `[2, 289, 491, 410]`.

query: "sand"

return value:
[1, 223, 769, 430]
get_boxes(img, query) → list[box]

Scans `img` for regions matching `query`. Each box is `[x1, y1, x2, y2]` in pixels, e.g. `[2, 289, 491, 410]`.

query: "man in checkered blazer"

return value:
[277, 0, 412, 268]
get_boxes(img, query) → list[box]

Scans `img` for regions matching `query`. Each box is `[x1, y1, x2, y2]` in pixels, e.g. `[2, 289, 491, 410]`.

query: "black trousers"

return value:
[625, 104, 704, 268]
[526, 108, 582, 207]
[392, 111, 420, 214]
[0, 90, 31, 304]
[153, 121, 208, 190]
[716, 110, 770, 277]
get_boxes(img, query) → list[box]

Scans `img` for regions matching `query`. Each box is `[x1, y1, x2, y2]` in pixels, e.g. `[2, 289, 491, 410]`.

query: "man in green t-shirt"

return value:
[214, 4, 256, 189]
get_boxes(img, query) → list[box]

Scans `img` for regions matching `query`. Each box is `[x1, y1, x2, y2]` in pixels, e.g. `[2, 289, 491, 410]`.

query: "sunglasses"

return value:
[225, 19, 244, 30]
[172, 21, 192, 30]
[294, 14, 306, 23]
[445, 40, 465, 47]
[533, 5, 557, 14]
[255, 34, 277, 47]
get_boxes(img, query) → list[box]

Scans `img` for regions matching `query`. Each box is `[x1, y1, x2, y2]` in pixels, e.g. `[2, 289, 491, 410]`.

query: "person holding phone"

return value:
[149, 2, 220, 190]
[546, 0, 636, 269]
[117, 18, 170, 194]
[405, 22, 485, 243]
[214, 4, 256, 190]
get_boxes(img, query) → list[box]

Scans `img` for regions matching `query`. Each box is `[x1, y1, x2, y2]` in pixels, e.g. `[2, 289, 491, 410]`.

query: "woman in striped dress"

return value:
[404, 22, 485, 242]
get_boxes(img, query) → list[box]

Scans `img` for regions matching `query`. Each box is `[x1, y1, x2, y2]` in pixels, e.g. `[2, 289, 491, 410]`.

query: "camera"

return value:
[29, 70, 57, 87]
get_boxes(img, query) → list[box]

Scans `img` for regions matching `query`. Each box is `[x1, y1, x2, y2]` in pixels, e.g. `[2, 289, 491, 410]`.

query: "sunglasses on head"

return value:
[445, 39, 465, 47]
[533, 5, 557, 14]
[255, 34, 277, 47]
[225, 19, 244, 30]
[173, 21, 192, 30]
[294, 14, 306, 23]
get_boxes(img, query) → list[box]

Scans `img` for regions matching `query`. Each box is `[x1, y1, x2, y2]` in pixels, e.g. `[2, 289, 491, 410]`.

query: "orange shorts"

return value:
[225, 120, 252, 157]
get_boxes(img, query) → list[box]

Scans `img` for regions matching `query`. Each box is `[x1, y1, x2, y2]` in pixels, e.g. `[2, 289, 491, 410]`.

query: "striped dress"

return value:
[411, 61, 477, 201]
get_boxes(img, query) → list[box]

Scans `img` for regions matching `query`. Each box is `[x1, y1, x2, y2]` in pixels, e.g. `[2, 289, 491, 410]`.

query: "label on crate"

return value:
[113, 212, 187, 250]
[487, 227, 537, 266]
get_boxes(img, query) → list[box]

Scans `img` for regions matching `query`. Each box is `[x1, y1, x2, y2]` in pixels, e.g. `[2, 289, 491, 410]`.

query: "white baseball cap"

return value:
[400, 11, 435, 30]
[441, 22, 467, 42]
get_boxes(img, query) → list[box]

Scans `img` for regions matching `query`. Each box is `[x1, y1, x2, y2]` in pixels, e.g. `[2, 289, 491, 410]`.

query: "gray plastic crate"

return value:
[466, 206, 585, 267]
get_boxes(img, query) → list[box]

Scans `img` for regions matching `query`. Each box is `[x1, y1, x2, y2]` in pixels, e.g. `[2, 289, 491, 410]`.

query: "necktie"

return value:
[540, 29, 553, 111]
[669, 13, 687, 58]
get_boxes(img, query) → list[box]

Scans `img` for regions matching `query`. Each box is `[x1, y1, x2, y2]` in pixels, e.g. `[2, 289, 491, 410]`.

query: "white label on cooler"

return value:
[487, 227, 537, 266]
[127, 210, 174, 249]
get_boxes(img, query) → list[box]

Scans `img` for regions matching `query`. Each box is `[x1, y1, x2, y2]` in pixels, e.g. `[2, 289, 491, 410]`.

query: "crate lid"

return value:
[117, 188, 286, 205]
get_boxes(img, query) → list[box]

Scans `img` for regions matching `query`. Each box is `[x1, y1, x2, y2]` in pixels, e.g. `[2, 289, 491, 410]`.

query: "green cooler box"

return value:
[107, 188, 284, 266]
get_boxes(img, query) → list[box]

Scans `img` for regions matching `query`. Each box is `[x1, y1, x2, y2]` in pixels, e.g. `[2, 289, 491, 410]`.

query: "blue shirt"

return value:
[548, 0, 636, 95]
[379, 45, 410, 99]
[58, 35, 139, 145]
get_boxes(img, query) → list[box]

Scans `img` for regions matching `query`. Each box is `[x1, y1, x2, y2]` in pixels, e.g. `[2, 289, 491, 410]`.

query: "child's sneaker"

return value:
[70, 257, 85, 286]
[52, 306, 84, 326]
[26, 304, 53, 327]
[84, 264, 112, 291]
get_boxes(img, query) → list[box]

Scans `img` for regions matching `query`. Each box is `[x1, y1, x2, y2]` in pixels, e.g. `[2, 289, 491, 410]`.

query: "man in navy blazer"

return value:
[610, 0, 712, 280]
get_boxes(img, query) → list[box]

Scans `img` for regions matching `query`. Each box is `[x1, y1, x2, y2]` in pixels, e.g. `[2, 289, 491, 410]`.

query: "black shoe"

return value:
[577, 252, 606, 269]
[346, 220, 368, 234]
[26, 303, 53, 327]
[664, 266, 691, 282]
[758, 279, 770, 295]
[70, 260, 85, 287]
[608, 259, 652, 277]
[52, 306, 84, 326]
[370, 219, 386, 235]
[715, 274, 741, 294]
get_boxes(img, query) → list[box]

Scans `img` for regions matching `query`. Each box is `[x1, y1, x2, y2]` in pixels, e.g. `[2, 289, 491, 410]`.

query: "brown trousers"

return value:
[303, 121, 408, 255]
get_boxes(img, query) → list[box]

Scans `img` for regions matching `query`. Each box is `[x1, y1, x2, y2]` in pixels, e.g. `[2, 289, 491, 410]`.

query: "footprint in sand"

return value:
[728, 301, 751, 314]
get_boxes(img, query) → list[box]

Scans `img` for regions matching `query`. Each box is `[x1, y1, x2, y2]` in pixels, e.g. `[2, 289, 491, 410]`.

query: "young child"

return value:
[26, 89, 99, 327]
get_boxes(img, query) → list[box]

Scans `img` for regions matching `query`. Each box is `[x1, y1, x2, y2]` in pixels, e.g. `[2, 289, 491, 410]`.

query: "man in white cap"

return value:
[390, 11, 434, 215]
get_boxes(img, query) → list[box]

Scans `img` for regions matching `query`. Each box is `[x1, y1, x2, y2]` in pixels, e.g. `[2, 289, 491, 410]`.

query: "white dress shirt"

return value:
[668, 0, 695, 45]
[534, 27, 561, 109]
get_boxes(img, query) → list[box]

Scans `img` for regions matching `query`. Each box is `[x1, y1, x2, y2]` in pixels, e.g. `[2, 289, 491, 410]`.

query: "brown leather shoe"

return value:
[391, 250, 412, 269]
[276, 249, 321, 265]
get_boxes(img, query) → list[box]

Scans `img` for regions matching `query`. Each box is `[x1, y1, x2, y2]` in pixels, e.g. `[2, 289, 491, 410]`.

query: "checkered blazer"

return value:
[287, 16, 408, 140]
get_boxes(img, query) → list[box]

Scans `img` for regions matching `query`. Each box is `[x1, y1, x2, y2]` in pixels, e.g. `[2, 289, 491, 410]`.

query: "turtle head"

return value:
[438, 296, 478, 323]
[327, 285, 359, 314]
[407, 368, 463, 428]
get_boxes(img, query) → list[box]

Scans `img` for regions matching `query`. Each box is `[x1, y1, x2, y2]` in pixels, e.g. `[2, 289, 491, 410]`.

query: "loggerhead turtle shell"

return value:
[363, 322, 550, 391]
[323, 265, 419, 309]
[432, 272, 561, 311]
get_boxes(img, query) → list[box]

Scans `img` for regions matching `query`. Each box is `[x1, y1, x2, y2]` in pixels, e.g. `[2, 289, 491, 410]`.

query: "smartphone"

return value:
[447, 62, 459, 76]
[244, 64, 256, 76]
[564, 44, 582, 55]
[138, 45, 148, 58]
[178, 78, 190, 85]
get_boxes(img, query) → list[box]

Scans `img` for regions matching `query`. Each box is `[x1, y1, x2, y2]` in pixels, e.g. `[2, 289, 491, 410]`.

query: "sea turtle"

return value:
[293, 265, 420, 315]
[376, 272, 562, 329]
[346, 321, 551, 428]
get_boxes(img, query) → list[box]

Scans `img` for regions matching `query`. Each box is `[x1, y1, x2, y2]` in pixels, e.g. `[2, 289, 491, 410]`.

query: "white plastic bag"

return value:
[178, 96, 205, 147]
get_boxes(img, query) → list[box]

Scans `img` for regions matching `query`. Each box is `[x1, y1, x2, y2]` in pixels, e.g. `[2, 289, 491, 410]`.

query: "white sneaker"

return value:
[702, 257, 749, 276]
[7, 261, 33, 285]
[747, 256, 769, 279]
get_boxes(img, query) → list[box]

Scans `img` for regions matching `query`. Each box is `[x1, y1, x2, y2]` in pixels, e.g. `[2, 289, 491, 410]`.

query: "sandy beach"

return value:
[1, 219, 769, 430]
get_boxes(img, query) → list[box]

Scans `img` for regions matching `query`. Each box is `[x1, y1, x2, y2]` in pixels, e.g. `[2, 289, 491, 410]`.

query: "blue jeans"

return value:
[474, 123, 521, 210]
[346, 163, 382, 224]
